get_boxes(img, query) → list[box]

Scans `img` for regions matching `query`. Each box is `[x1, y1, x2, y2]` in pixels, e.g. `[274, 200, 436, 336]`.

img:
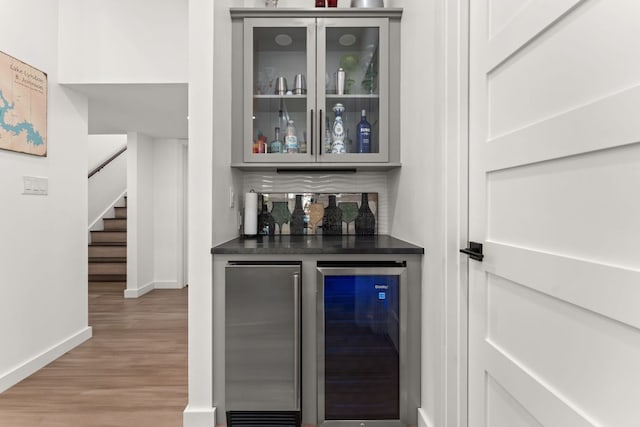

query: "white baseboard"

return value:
[154, 280, 185, 290]
[0, 327, 92, 393]
[124, 280, 185, 298]
[418, 408, 435, 427]
[183, 405, 216, 427]
[124, 281, 155, 298]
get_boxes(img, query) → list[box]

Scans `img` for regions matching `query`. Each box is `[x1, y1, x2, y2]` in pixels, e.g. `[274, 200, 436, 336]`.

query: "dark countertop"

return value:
[211, 234, 424, 255]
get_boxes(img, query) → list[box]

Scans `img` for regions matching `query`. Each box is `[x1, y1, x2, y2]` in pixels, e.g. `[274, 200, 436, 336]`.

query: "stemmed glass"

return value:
[270, 201, 291, 235]
[339, 202, 358, 234]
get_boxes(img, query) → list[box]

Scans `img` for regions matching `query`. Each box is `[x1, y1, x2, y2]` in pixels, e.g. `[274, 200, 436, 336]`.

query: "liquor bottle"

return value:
[284, 120, 299, 153]
[322, 195, 343, 235]
[270, 127, 282, 153]
[355, 192, 375, 235]
[258, 202, 275, 235]
[253, 132, 267, 154]
[331, 103, 346, 154]
[290, 195, 305, 235]
[356, 109, 372, 153]
[324, 117, 332, 153]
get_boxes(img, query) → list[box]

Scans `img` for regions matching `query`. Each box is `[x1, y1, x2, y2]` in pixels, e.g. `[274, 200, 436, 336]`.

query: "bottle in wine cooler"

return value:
[356, 109, 371, 153]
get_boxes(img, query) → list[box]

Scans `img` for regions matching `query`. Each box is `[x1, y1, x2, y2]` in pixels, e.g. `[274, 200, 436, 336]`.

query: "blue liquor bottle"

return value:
[356, 109, 371, 153]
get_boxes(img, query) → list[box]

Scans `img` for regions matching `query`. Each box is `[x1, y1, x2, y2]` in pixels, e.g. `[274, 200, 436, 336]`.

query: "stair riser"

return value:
[114, 207, 127, 219]
[91, 232, 126, 244]
[89, 246, 127, 258]
[89, 263, 127, 275]
[103, 219, 127, 231]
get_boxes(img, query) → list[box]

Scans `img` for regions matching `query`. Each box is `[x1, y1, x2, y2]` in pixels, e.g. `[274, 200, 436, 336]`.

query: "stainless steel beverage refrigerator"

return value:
[225, 262, 302, 427]
[317, 261, 408, 427]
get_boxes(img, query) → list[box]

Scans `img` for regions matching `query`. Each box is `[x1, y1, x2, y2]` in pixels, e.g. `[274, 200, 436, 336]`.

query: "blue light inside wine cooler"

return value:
[323, 273, 401, 420]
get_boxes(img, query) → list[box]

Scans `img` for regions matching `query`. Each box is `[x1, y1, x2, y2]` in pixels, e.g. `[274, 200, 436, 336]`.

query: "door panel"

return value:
[488, 0, 640, 138]
[469, 0, 640, 426]
[487, 144, 640, 268]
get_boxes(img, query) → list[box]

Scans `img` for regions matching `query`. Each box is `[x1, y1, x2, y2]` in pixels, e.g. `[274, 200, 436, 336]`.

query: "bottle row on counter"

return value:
[252, 104, 372, 154]
[244, 192, 377, 236]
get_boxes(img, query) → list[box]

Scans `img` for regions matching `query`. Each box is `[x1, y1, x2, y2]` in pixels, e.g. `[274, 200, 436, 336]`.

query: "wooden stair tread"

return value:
[90, 197, 128, 282]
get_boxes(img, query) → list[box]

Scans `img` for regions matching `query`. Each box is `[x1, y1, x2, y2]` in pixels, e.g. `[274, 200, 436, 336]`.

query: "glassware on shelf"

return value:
[339, 201, 358, 234]
[355, 192, 376, 235]
[271, 201, 291, 234]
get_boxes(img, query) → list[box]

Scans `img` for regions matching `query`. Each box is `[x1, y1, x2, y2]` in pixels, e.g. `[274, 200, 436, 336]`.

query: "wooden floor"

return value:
[0, 282, 188, 427]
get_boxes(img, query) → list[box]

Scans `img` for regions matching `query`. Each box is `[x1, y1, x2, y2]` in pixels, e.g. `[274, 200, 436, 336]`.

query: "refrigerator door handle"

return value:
[293, 272, 300, 409]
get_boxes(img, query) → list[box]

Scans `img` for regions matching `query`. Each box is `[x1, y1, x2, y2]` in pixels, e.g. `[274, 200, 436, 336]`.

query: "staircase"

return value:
[89, 201, 127, 283]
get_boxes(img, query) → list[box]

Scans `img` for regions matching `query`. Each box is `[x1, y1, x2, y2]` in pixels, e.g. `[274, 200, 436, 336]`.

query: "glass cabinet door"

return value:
[316, 18, 389, 163]
[244, 18, 316, 162]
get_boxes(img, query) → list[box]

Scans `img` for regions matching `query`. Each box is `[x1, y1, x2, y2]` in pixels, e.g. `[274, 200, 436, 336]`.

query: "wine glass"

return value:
[339, 202, 358, 234]
[270, 201, 291, 235]
[308, 203, 325, 234]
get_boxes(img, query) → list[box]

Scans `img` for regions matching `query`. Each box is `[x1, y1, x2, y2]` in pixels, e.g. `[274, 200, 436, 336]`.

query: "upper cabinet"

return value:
[231, 8, 402, 170]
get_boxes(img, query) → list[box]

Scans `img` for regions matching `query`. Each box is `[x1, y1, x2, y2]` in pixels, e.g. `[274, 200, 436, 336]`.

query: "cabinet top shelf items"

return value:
[230, 8, 403, 19]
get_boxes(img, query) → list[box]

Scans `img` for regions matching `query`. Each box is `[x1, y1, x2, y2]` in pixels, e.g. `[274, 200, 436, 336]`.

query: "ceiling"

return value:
[66, 83, 188, 139]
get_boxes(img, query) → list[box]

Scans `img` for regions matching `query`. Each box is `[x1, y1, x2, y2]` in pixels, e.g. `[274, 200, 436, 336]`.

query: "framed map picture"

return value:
[0, 51, 47, 156]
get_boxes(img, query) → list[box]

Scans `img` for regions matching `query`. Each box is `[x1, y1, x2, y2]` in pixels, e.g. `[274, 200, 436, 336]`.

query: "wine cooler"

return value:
[317, 261, 407, 427]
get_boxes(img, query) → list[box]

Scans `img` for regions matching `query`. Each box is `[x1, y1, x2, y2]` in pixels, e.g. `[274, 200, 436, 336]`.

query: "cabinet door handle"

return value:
[319, 109, 323, 156]
[310, 109, 314, 155]
[293, 273, 300, 409]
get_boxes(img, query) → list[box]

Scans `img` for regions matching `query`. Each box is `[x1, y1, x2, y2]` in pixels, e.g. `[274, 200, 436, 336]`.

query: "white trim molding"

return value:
[183, 405, 216, 427]
[154, 280, 186, 290]
[418, 408, 435, 427]
[0, 327, 92, 393]
[123, 281, 155, 299]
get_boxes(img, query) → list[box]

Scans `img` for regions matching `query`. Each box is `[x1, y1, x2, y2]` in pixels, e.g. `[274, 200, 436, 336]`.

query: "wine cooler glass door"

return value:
[317, 265, 407, 426]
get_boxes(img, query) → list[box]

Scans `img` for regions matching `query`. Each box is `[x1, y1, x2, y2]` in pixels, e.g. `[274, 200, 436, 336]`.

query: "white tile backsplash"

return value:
[242, 171, 389, 234]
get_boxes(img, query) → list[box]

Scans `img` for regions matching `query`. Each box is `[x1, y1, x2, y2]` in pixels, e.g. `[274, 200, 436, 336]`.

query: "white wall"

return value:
[88, 134, 126, 172]
[153, 139, 187, 289]
[58, 0, 188, 83]
[126, 133, 187, 298]
[126, 132, 155, 297]
[184, 0, 216, 424]
[88, 134, 127, 229]
[386, 0, 446, 425]
[0, 0, 92, 393]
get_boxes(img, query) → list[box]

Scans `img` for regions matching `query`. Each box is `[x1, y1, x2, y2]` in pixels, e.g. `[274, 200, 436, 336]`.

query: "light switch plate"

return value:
[23, 176, 48, 196]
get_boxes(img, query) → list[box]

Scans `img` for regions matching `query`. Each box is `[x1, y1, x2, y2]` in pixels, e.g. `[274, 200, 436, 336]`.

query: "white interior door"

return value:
[468, 1, 640, 426]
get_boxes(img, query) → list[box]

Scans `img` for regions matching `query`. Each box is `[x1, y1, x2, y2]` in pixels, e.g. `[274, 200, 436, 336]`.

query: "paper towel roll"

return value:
[244, 191, 258, 236]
